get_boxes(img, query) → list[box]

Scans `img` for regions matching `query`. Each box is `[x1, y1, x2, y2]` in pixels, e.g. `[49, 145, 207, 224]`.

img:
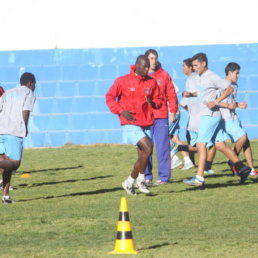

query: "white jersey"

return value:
[219, 80, 238, 121]
[195, 70, 230, 117]
[180, 73, 200, 132]
[0, 86, 36, 137]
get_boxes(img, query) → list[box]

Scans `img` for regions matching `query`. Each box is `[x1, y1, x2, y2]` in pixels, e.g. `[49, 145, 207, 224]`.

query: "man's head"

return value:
[20, 72, 36, 92]
[135, 55, 150, 77]
[145, 49, 158, 72]
[182, 58, 193, 76]
[192, 53, 208, 75]
[225, 62, 240, 83]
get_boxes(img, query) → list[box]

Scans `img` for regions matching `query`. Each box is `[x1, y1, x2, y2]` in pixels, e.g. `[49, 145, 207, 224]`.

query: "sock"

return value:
[172, 155, 180, 161]
[178, 145, 189, 152]
[184, 156, 192, 164]
[204, 161, 212, 171]
[234, 161, 245, 172]
[126, 176, 135, 187]
[196, 175, 204, 182]
[137, 173, 145, 183]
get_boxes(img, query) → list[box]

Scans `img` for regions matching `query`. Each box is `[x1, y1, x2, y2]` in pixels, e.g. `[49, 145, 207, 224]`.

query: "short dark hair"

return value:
[20, 72, 36, 85]
[145, 49, 158, 58]
[192, 52, 208, 68]
[136, 55, 150, 65]
[225, 62, 240, 75]
[183, 58, 193, 68]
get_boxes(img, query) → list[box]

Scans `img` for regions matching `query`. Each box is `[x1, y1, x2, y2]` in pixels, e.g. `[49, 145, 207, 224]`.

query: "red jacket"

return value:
[150, 68, 178, 118]
[106, 65, 162, 127]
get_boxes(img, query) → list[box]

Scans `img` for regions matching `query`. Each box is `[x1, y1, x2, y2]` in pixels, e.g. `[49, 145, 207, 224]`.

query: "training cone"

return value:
[20, 173, 32, 178]
[109, 197, 138, 254]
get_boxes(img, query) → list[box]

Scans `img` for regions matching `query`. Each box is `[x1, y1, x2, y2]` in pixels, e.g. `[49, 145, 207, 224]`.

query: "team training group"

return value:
[106, 50, 257, 196]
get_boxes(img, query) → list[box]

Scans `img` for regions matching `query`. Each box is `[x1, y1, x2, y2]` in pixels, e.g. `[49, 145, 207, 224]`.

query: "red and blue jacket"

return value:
[106, 65, 162, 127]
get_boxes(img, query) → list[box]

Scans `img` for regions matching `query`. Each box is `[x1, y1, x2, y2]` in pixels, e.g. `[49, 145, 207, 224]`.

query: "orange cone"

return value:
[109, 197, 138, 254]
[20, 173, 32, 178]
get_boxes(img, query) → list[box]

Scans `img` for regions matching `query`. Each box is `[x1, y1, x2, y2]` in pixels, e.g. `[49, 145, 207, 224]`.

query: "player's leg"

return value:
[153, 119, 171, 184]
[122, 125, 152, 195]
[242, 139, 258, 176]
[1, 135, 23, 204]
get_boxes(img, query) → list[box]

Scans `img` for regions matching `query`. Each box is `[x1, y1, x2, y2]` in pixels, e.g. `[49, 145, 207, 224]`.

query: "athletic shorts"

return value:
[197, 116, 226, 145]
[169, 114, 180, 136]
[189, 131, 214, 148]
[122, 125, 151, 147]
[0, 135, 23, 160]
[224, 119, 246, 143]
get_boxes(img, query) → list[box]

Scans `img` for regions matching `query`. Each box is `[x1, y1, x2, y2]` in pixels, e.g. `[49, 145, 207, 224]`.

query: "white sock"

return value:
[184, 156, 192, 163]
[137, 173, 145, 183]
[126, 176, 135, 187]
[172, 155, 180, 161]
[196, 175, 204, 182]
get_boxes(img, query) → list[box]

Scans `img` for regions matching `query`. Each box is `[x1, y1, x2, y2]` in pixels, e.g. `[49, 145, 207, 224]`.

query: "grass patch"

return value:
[1, 142, 258, 257]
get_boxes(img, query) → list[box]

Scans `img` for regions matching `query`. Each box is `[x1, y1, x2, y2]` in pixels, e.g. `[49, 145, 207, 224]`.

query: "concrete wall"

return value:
[1, 44, 257, 147]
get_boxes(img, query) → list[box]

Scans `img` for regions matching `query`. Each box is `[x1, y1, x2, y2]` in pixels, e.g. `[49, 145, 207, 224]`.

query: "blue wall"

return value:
[0, 44, 258, 147]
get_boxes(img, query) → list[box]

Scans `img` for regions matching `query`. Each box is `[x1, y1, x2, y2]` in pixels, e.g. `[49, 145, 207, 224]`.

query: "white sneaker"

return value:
[136, 181, 150, 194]
[171, 159, 182, 169]
[182, 161, 194, 170]
[122, 181, 137, 196]
[204, 169, 215, 175]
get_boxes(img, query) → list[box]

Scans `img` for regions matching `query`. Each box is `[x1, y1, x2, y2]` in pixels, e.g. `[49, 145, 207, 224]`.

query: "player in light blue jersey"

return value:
[0, 72, 36, 204]
[220, 62, 257, 177]
[183, 53, 251, 186]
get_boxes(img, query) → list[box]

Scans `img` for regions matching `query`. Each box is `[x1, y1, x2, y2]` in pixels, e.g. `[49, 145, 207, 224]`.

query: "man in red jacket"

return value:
[144, 49, 178, 185]
[106, 55, 162, 195]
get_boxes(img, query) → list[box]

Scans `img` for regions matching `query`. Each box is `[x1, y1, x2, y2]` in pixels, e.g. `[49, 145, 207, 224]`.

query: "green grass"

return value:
[1, 142, 258, 257]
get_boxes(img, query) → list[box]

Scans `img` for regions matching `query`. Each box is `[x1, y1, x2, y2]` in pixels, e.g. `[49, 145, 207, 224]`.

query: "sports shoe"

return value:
[239, 166, 251, 184]
[204, 169, 215, 175]
[170, 142, 178, 158]
[153, 180, 167, 186]
[2, 196, 15, 204]
[171, 159, 182, 169]
[136, 181, 151, 194]
[183, 176, 204, 186]
[249, 169, 258, 177]
[122, 181, 137, 196]
[228, 160, 238, 176]
[145, 179, 152, 186]
[182, 161, 194, 170]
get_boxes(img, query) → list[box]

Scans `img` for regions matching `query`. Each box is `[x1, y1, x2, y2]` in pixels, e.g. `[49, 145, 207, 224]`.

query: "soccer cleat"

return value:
[171, 159, 182, 169]
[170, 142, 178, 158]
[136, 181, 150, 194]
[239, 166, 251, 184]
[145, 179, 152, 186]
[122, 181, 137, 196]
[228, 160, 238, 176]
[183, 176, 204, 186]
[2, 196, 15, 204]
[249, 169, 258, 177]
[204, 169, 215, 175]
[153, 180, 167, 186]
[182, 161, 194, 170]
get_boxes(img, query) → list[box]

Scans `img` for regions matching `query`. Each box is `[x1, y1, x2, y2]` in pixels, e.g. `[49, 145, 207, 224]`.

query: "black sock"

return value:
[204, 161, 212, 171]
[178, 145, 189, 152]
[234, 161, 244, 172]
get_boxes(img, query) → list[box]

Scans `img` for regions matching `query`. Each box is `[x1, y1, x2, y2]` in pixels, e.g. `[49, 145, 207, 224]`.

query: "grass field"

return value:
[1, 141, 258, 257]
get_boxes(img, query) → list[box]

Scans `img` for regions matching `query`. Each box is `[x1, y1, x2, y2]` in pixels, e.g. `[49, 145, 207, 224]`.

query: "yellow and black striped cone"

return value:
[109, 197, 138, 254]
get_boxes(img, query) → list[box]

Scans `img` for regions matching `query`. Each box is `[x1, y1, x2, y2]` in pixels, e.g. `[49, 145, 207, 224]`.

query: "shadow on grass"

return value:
[17, 175, 113, 188]
[178, 179, 257, 192]
[19, 165, 83, 175]
[18, 186, 123, 202]
[138, 242, 178, 251]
